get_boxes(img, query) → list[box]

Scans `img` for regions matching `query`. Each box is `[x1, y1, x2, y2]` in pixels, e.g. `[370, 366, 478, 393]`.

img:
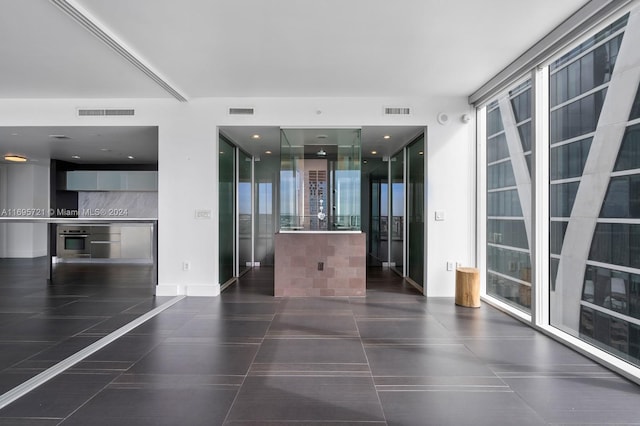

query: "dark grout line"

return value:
[0, 295, 185, 410]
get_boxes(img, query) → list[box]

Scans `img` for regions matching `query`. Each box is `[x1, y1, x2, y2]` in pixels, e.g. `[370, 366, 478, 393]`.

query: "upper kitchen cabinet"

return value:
[66, 170, 157, 191]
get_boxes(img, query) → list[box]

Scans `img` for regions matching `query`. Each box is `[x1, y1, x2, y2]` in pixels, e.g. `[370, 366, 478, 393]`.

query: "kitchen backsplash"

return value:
[78, 192, 158, 218]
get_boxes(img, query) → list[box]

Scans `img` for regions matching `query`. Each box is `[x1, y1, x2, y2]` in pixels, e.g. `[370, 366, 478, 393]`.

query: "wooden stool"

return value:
[455, 267, 480, 308]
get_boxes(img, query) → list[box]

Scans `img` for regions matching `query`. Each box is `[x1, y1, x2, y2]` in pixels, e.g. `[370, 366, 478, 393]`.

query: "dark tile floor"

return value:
[1, 262, 640, 425]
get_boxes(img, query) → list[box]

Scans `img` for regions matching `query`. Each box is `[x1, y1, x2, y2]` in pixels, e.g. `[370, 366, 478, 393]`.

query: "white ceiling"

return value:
[0, 0, 589, 100]
[0, 0, 589, 162]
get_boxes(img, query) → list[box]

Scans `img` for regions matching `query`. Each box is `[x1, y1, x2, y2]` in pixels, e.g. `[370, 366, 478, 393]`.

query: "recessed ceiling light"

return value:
[100, 148, 111, 152]
[383, 135, 391, 139]
[127, 155, 135, 159]
[71, 155, 81, 159]
[419, 151, 424, 155]
[4, 154, 27, 162]
[265, 150, 272, 155]
[251, 134, 261, 140]
[10, 133, 19, 136]
[48, 134, 70, 140]
[371, 150, 377, 155]
[363, 160, 368, 164]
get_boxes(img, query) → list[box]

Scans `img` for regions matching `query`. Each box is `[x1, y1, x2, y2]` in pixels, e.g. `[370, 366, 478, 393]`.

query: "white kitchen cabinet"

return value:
[67, 171, 157, 191]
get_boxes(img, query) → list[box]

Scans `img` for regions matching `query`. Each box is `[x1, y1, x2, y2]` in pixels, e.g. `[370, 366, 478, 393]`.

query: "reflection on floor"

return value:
[0, 257, 163, 396]
[1, 265, 640, 425]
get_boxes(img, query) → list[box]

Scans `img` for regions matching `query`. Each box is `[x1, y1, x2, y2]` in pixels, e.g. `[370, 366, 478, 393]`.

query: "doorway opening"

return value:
[218, 126, 426, 294]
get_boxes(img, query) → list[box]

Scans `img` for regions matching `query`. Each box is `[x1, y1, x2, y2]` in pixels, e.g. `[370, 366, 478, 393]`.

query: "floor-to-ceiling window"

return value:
[485, 81, 533, 312]
[549, 13, 640, 366]
[219, 135, 235, 285]
[480, 5, 640, 376]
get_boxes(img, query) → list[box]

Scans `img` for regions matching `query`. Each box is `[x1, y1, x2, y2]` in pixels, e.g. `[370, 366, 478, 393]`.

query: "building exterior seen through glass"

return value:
[485, 80, 533, 312]
[548, 12, 640, 367]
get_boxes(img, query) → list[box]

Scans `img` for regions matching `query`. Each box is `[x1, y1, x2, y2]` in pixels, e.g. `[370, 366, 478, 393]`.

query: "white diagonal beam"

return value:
[498, 96, 532, 251]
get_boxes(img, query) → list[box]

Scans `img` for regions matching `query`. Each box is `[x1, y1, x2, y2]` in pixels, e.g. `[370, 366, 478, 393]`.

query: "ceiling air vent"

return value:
[77, 108, 135, 117]
[384, 107, 411, 116]
[228, 107, 254, 115]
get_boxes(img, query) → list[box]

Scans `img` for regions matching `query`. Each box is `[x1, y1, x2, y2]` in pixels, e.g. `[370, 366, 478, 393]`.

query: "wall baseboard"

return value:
[155, 283, 220, 297]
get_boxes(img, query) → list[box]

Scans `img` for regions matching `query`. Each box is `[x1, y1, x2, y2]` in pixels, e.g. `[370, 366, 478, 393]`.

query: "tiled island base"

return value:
[274, 232, 366, 297]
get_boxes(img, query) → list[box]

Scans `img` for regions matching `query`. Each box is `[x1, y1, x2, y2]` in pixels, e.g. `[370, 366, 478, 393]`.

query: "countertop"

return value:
[0, 217, 157, 223]
[278, 230, 362, 234]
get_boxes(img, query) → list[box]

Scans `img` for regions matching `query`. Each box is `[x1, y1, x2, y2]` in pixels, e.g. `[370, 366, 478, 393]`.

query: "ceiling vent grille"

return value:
[228, 107, 255, 115]
[384, 107, 411, 115]
[77, 108, 135, 117]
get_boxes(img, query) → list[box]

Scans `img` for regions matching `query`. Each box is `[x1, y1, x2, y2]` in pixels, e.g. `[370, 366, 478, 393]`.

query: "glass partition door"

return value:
[407, 135, 425, 288]
[280, 128, 361, 231]
[255, 155, 278, 266]
[390, 150, 404, 273]
[238, 150, 252, 275]
[333, 142, 362, 229]
[219, 135, 235, 285]
[368, 162, 389, 266]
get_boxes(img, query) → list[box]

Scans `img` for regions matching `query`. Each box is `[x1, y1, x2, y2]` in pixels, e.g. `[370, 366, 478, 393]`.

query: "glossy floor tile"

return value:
[1, 265, 640, 425]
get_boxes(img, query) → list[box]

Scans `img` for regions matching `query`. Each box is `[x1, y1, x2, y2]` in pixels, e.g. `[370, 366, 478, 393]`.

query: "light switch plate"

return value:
[435, 210, 445, 221]
[195, 209, 212, 219]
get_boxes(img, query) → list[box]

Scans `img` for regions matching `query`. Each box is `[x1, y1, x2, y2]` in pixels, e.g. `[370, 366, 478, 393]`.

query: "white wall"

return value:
[0, 96, 475, 296]
[4, 163, 49, 258]
[0, 166, 6, 257]
[424, 98, 477, 296]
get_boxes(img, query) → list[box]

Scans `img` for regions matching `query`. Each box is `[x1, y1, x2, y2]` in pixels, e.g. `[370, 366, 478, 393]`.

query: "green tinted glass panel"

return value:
[219, 136, 235, 284]
[390, 150, 404, 272]
[407, 136, 424, 287]
[255, 155, 278, 266]
[238, 150, 252, 275]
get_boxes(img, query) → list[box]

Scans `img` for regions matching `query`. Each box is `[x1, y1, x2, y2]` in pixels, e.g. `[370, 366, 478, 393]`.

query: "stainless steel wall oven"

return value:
[57, 225, 90, 258]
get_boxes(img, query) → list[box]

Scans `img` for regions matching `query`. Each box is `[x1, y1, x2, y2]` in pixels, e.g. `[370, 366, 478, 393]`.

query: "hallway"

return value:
[0, 267, 639, 425]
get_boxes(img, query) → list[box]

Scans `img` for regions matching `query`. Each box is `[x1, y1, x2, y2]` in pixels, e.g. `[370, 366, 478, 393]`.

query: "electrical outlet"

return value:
[446, 261, 454, 271]
[183, 261, 191, 271]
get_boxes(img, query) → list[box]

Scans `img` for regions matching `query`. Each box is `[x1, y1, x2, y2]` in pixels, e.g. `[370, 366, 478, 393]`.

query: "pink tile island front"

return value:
[274, 232, 366, 297]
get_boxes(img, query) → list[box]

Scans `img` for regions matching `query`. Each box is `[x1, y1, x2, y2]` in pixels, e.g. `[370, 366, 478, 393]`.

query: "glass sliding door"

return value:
[219, 135, 235, 285]
[368, 161, 388, 266]
[390, 150, 404, 273]
[255, 155, 278, 266]
[238, 149, 252, 275]
[407, 135, 425, 288]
